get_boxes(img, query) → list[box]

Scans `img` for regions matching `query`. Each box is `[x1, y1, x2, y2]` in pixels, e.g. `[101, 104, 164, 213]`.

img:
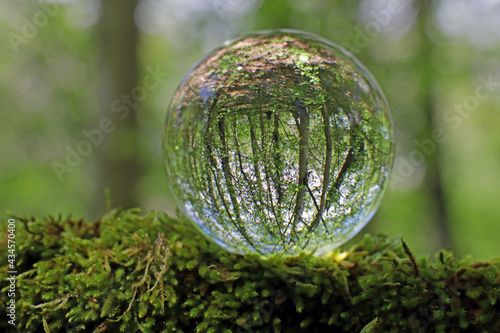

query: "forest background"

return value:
[1, 0, 500, 260]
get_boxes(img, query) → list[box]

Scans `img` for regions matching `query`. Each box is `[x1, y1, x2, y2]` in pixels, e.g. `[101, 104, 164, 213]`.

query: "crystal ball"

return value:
[163, 30, 394, 255]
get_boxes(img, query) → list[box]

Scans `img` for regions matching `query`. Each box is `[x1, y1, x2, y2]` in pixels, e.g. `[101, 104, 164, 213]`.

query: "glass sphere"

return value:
[163, 30, 394, 255]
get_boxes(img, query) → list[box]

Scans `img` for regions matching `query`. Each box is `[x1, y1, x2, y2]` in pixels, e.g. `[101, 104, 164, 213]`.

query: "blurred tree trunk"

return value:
[417, 0, 453, 251]
[93, 0, 141, 214]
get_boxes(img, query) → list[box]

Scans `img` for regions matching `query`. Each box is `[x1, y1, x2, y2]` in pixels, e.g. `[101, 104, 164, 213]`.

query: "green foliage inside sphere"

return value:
[164, 30, 394, 255]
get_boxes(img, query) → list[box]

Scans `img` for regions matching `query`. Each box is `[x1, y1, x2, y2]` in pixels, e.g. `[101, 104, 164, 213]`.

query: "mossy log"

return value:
[1, 209, 499, 332]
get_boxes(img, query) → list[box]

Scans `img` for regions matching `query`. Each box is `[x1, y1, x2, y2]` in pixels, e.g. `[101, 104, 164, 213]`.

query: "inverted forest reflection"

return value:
[165, 31, 394, 254]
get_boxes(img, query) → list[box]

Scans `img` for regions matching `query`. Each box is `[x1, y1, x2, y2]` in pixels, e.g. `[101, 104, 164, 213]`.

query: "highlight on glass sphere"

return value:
[163, 29, 394, 255]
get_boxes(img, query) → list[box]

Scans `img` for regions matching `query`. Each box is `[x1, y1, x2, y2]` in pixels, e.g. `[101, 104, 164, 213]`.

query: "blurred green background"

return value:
[1, 0, 499, 260]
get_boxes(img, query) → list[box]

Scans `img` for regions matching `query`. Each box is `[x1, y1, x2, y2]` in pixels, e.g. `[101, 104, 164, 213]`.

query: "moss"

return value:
[1, 209, 499, 332]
